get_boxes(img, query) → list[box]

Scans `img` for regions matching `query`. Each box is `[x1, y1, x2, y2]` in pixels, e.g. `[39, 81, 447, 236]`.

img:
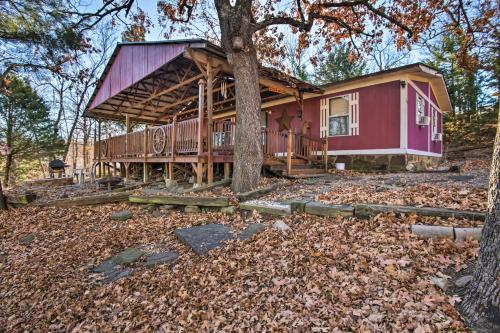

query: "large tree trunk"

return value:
[230, 49, 263, 192]
[3, 153, 13, 187]
[215, 0, 263, 193]
[459, 111, 500, 332]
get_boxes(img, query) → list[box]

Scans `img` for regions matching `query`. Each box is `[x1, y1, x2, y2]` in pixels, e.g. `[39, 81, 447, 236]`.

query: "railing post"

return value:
[287, 129, 293, 176]
[143, 126, 149, 183]
[206, 62, 214, 184]
[172, 116, 177, 157]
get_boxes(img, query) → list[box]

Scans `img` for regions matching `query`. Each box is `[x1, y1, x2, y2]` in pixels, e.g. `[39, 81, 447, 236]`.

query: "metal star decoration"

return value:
[276, 111, 293, 132]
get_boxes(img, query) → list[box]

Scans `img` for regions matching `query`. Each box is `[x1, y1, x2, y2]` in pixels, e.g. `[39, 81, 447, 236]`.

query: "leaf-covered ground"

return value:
[0, 203, 478, 332]
[317, 184, 487, 212]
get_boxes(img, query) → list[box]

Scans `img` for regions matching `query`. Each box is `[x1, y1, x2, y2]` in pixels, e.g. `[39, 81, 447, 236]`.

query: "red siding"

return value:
[268, 81, 401, 151]
[89, 44, 185, 109]
[407, 80, 442, 154]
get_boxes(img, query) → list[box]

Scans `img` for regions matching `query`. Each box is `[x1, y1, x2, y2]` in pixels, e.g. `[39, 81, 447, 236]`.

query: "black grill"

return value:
[49, 159, 66, 170]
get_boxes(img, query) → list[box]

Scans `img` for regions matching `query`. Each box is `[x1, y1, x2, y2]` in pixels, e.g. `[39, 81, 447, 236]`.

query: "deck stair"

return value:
[266, 158, 327, 177]
[262, 128, 328, 178]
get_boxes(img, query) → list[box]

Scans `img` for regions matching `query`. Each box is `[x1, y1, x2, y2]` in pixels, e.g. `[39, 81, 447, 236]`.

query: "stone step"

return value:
[239, 200, 292, 216]
[305, 202, 354, 217]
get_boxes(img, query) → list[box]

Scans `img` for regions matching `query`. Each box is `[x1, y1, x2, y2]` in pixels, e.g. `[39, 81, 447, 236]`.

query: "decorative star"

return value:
[276, 111, 293, 132]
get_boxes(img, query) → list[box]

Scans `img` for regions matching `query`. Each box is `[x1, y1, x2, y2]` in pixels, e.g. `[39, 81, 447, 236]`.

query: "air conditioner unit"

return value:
[417, 115, 430, 126]
[433, 133, 443, 141]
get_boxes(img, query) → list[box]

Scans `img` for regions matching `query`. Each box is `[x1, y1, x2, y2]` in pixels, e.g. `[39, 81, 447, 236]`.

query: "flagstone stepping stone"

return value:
[93, 247, 145, 273]
[18, 233, 35, 245]
[239, 200, 291, 216]
[273, 220, 291, 232]
[143, 204, 159, 212]
[110, 210, 133, 221]
[184, 205, 200, 213]
[175, 224, 234, 256]
[239, 223, 266, 240]
[101, 269, 133, 284]
[144, 250, 179, 267]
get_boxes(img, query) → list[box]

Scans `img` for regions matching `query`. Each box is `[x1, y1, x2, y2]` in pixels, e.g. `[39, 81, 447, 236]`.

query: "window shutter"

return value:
[320, 98, 329, 138]
[349, 92, 359, 135]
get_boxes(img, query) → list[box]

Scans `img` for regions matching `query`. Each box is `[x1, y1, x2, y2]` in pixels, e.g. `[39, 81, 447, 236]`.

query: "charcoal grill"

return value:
[49, 159, 67, 178]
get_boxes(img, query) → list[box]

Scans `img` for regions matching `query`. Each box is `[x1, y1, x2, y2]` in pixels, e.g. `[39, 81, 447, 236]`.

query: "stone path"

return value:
[175, 224, 234, 256]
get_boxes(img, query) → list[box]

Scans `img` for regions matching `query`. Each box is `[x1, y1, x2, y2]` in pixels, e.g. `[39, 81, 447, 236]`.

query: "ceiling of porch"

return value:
[83, 39, 322, 124]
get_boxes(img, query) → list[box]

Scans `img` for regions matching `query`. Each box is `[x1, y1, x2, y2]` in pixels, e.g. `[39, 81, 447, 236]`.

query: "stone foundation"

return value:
[330, 154, 441, 172]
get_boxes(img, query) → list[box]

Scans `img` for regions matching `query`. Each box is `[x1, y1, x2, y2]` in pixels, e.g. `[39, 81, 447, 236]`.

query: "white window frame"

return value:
[431, 107, 439, 135]
[328, 96, 350, 137]
[416, 94, 425, 123]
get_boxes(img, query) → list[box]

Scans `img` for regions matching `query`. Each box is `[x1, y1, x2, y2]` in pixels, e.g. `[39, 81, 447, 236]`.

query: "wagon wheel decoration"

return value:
[152, 127, 166, 154]
[100, 140, 108, 157]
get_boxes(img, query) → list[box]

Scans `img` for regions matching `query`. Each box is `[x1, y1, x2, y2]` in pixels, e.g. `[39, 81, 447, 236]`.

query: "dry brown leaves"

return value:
[0, 204, 477, 332]
[318, 184, 487, 212]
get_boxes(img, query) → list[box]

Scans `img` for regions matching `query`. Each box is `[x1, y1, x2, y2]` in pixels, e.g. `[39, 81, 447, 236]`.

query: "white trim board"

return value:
[400, 82, 408, 149]
[314, 148, 442, 157]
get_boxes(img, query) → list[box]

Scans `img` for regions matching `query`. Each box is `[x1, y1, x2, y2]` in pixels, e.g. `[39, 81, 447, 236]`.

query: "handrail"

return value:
[95, 120, 327, 173]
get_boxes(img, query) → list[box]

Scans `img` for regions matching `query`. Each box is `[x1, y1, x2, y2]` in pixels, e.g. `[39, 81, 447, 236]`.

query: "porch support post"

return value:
[197, 78, 206, 156]
[287, 129, 293, 176]
[168, 162, 174, 180]
[196, 162, 203, 184]
[172, 115, 177, 157]
[113, 162, 117, 176]
[125, 114, 131, 157]
[97, 119, 102, 177]
[224, 163, 231, 180]
[125, 163, 130, 179]
[143, 125, 149, 183]
[206, 61, 214, 184]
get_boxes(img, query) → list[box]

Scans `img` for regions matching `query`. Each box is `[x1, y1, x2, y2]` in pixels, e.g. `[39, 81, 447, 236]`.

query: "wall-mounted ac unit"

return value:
[433, 133, 443, 141]
[417, 115, 430, 126]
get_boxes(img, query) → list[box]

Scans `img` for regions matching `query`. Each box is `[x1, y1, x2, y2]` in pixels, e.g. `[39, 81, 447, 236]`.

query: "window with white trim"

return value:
[328, 97, 349, 136]
[416, 94, 424, 123]
[432, 107, 439, 135]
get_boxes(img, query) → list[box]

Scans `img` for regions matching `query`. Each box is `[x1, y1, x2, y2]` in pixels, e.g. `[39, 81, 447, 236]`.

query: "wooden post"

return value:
[197, 78, 206, 156]
[97, 119, 102, 177]
[287, 129, 293, 176]
[168, 162, 174, 180]
[113, 162, 117, 176]
[125, 114, 131, 157]
[196, 162, 203, 184]
[224, 163, 231, 180]
[125, 163, 130, 180]
[172, 116, 177, 157]
[143, 125, 149, 183]
[207, 62, 214, 184]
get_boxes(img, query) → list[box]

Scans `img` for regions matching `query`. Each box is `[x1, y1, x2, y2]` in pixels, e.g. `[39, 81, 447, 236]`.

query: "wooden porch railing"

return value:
[95, 118, 327, 172]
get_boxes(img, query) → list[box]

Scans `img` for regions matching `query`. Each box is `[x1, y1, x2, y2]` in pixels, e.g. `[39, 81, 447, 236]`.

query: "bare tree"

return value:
[368, 37, 411, 71]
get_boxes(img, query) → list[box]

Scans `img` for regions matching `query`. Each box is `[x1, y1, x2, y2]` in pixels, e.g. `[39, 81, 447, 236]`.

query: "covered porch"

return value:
[85, 39, 327, 184]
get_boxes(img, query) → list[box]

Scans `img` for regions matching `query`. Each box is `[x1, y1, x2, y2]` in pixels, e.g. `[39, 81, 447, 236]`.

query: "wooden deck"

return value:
[94, 117, 327, 183]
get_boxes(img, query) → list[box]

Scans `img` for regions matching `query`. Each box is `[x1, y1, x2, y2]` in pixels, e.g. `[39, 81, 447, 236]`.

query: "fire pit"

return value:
[49, 159, 67, 178]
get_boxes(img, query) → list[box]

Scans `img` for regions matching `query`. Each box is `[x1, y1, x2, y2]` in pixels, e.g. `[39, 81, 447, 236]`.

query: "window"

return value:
[328, 97, 349, 136]
[416, 94, 424, 122]
[432, 107, 438, 135]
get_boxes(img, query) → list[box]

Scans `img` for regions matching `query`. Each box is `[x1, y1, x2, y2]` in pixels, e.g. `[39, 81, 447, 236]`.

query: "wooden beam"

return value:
[187, 48, 207, 77]
[128, 73, 204, 112]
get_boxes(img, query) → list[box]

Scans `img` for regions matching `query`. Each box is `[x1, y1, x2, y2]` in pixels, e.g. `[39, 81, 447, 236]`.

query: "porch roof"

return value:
[84, 39, 322, 124]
